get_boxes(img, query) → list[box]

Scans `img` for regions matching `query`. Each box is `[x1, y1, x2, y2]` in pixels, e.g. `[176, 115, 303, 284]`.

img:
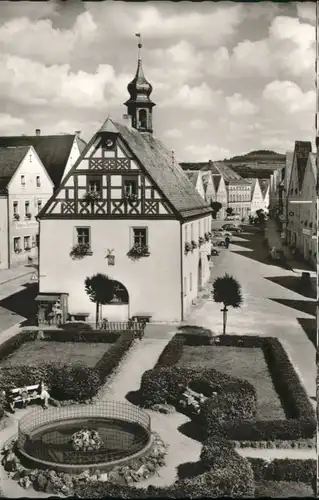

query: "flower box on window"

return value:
[70, 243, 92, 259]
[25, 213, 32, 219]
[83, 191, 100, 202]
[191, 240, 198, 250]
[198, 236, 205, 247]
[124, 192, 138, 203]
[184, 242, 192, 254]
[204, 231, 211, 242]
[14, 248, 22, 254]
[13, 214, 20, 221]
[127, 243, 150, 260]
[25, 246, 31, 252]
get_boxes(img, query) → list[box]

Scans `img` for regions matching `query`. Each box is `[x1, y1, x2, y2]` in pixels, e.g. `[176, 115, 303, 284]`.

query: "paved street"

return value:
[0, 266, 38, 334]
[187, 224, 316, 399]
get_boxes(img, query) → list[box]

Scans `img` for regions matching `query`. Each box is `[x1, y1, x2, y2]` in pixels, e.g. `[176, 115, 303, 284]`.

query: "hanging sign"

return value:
[105, 249, 115, 266]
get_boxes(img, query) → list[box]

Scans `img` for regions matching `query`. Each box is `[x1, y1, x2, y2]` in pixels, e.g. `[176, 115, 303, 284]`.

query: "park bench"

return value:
[6, 383, 43, 413]
[131, 314, 152, 325]
[68, 312, 90, 322]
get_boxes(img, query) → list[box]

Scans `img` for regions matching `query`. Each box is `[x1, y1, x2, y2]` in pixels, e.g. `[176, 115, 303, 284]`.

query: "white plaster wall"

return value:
[8, 148, 53, 267]
[182, 215, 211, 317]
[39, 218, 182, 322]
[0, 197, 8, 269]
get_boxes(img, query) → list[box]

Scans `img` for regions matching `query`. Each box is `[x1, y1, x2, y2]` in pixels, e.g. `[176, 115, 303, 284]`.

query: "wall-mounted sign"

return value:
[105, 249, 115, 266]
[302, 228, 311, 236]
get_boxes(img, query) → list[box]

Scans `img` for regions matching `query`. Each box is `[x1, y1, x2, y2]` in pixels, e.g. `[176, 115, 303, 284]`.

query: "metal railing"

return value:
[18, 401, 151, 465]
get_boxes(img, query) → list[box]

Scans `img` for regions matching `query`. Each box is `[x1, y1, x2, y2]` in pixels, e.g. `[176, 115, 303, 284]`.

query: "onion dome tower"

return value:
[124, 34, 156, 133]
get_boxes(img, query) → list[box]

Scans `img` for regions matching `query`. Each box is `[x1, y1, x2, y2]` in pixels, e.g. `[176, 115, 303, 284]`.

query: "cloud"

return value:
[296, 2, 316, 22]
[0, 113, 25, 134]
[0, 12, 97, 65]
[207, 15, 315, 80]
[162, 83, 223, 109]
[226, 93, 259, 116]
[163, 128, 182, 139]
[188, 119, 208, 130]
[262, 80, 315, 114]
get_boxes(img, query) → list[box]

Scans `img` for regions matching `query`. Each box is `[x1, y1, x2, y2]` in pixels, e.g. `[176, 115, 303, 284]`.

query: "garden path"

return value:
[237, 448, 316, 460]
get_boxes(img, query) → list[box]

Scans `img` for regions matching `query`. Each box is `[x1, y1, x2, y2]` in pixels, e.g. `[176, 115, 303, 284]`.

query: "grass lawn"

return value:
[177, 346, 286, 420]
[0, 341, 112, 368]
[255, 481, 314, 498]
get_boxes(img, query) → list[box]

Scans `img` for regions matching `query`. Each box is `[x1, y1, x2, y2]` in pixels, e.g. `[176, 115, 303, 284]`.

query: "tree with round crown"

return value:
[84, 274, 115, 329]
[212, 273, 243, 335]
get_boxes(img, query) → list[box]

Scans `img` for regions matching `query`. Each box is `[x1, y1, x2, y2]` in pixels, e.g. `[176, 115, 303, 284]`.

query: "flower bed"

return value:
[0, 329, 135, 407]
[139, 333, 315, 442]
[71, 429, 103, 451]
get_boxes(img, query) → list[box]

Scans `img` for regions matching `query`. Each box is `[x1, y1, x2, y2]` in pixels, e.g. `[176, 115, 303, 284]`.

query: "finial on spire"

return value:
[135, 33, 142, 60]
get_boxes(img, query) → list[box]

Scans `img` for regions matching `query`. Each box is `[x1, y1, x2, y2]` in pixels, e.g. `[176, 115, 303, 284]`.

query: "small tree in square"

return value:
[226, 207, 235, 216]
[84, 273, 115, 329]
[212, 273, 243, 335]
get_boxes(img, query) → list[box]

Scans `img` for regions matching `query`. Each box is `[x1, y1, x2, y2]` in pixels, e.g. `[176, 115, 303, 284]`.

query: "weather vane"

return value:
[135, 33, 142, 60]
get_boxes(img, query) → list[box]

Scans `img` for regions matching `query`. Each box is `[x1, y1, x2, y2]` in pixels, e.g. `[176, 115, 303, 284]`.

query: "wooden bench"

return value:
[68, 312, 90, 322]
[131, 314, 152, 324]
[6, 383, 43, 413]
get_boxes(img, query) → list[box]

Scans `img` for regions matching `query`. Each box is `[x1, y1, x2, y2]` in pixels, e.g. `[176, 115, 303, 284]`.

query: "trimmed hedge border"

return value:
[141, 333, 316, 441]
[248, 458, 316, 485]
[0, 329, 135, 407]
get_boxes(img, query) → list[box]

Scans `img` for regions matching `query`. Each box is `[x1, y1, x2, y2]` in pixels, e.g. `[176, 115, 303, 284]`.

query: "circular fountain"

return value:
[16, 402, 152, 474]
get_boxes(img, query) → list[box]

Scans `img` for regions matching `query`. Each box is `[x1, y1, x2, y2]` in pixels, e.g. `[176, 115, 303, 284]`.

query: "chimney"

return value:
[35, 129, 41, 136]
[75, 131, 81, 137]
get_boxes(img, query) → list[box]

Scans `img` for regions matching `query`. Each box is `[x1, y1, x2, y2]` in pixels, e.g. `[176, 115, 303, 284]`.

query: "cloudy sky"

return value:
[0, 1, 316, 161]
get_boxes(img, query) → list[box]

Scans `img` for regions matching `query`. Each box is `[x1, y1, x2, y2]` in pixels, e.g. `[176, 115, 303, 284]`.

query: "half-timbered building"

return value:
[37, 51, 212, 324]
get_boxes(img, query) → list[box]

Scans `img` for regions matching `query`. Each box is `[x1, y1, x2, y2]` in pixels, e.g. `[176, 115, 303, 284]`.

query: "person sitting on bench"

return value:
[38, 381, 50, 409]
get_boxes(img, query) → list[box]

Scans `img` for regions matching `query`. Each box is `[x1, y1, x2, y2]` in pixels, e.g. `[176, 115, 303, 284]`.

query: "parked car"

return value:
[210, 248, 219, 256]
[211, 231, 232, 247]
[221, 224, 242, 234]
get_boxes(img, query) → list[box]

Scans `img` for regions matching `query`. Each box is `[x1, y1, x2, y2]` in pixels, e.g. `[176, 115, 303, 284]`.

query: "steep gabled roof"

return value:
[200, 171, 212, 189]
[0, 134, 80, 188]
[212, 174, 222, 192]
[246, 178, 258, 200]
[40, 118, 211, 221]
[180, 160, 242, 182]
[0, 146, 30, 193]
[185, 170, 199, 187]
[108, 120, 210, 218]
[284, 151, 294, 191]
[294, 141, 312, 191]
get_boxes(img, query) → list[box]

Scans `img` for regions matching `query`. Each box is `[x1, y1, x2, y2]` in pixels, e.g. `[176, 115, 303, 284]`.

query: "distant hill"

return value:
[225, 150, 286, 163]
[223, 150, 286, 179]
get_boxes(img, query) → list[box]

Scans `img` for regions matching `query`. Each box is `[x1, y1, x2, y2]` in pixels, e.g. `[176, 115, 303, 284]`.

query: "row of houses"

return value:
[269, 141, 317, 269]
[180, 161, 269, 220]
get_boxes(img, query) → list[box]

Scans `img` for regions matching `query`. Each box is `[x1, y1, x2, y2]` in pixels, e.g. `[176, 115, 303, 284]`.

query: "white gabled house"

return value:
[37, 51, 212, 325]
[184, 171, 206, 200]
[248, 178, 264, 215]
[0, 146, 54, 269]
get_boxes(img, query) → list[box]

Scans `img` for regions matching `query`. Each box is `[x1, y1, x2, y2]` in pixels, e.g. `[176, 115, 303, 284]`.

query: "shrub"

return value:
[94, 331, 135, 382]
[248, 458, 315, 484]
[40, 329, 120, 344]
[140, 365, 258, 420]
[59, 322, 93, 332]
[0, 330, 36, 360]
[156, 336, 184, 366]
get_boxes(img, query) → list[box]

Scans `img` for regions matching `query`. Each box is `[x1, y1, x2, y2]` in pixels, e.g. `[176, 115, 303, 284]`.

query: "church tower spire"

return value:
[124, 34, 156, 134]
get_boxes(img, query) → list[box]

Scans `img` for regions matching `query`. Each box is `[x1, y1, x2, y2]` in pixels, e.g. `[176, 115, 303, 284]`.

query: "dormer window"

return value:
[21, 175, 25, 186]
[36, 176, 41, 187]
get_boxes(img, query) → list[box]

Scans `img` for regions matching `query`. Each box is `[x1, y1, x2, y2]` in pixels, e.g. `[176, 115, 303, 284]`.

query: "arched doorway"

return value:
[102, 280, 129, 321]
[198, 258, 202, 290]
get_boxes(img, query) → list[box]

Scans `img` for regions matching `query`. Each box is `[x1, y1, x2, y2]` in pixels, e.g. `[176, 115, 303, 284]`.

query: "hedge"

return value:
[248, 458, 316, 484]
[0, 329, 135, 404]
[148, 333, 315, 441]
[140, 365, 257, 424]
[72, 438, 255, 499]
